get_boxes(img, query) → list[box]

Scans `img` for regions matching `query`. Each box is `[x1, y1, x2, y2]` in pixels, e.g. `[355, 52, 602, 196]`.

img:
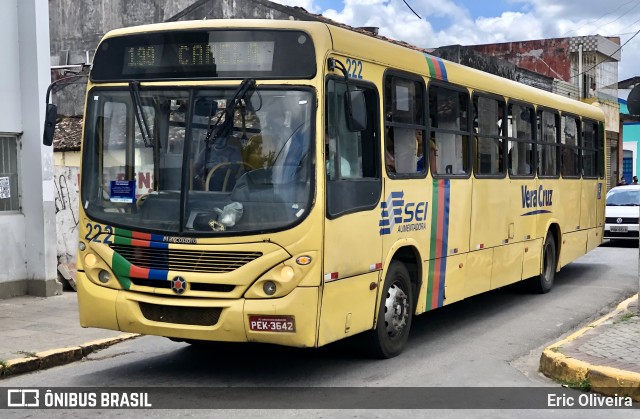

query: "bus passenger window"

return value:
[507, 103, 534, 177]
[537, 110, 559, 177]
[582, 120, 598, 178]
[429, 85, 470, 176]
[560, 115, 580, 177]
[384, 75, 426, 176]
[473, 95, 505, 176]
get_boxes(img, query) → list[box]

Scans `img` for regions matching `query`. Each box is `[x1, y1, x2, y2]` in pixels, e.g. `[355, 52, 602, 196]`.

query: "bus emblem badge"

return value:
[171, 276, 187, 294]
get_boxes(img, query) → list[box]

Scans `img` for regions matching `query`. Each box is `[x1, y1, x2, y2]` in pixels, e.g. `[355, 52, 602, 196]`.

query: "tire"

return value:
[528, 233, 557, 294]
[365, 261, 413, 359]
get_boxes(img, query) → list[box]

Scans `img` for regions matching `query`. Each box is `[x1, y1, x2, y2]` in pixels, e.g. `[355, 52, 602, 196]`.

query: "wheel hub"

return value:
[384, 282, 409, 337]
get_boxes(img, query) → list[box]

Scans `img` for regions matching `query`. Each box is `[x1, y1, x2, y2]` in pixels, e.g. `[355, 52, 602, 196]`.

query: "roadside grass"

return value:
[614, 312, 637, 324]
[16, 350, 37, 358]
[556, 378, 592, 392]
[0, 360, 7, 376]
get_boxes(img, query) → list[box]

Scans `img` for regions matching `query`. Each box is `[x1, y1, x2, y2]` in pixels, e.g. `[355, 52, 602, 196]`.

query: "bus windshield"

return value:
[81, 85, 314, 236]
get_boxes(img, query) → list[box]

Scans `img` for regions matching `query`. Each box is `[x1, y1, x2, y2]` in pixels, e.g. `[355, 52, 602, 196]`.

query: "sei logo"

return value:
[379, 191, 428, 235]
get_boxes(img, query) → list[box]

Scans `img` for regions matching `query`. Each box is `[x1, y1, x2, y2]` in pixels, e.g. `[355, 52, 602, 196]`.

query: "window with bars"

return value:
[0, 135, 19, 212]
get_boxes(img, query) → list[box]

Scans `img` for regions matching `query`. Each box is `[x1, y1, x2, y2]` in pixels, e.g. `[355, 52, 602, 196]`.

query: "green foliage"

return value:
[557, 378, 592, 391]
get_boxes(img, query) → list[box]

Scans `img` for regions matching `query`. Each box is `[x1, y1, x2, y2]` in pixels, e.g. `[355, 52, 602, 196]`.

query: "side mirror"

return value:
[345, 90, 367, 132]
[42, 104, 58, 146]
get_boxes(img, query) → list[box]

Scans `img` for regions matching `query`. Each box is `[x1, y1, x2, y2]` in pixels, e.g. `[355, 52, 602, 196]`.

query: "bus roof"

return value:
[100, 19, 604, 122]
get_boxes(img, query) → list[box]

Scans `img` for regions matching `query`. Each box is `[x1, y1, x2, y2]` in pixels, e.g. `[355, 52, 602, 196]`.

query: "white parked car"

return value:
[604, 185, 640, 241]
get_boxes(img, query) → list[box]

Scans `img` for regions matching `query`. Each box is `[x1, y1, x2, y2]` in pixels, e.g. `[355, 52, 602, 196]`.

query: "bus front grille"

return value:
[139, 302, 222, 326]
[605, 217, 638, 224]
[129, 278, 235, 293]
[110, 243, 262, 273]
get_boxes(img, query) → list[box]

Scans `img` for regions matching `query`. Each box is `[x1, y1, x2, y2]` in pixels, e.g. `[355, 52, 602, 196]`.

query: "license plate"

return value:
[610, 226, 628, 233]
[249, 315, 296, 333]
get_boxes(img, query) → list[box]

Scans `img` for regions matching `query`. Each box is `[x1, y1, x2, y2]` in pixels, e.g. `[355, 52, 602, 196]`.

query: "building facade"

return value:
[49, 0, 322, 116]
[433, 35, 622, 190]
[0, 0, 59, 298]
[618, 77, 640, 185]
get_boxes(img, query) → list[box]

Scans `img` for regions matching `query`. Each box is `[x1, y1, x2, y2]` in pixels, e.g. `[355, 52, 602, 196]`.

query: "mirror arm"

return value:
[328, 58, 349, 81]
[42, 69, 90, 146]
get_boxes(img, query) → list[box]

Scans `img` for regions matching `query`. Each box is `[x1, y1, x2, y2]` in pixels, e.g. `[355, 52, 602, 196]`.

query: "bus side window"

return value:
[582, 120, 598, 178]
[507, 102, 535, 177]
[325, 78, 381, 218]
[537, 110, 559, 177]
[383, 74, 426, 176]
[560, 114, 580, 178]
[473, 95, 505, 176]
[429, 85, 470, 176]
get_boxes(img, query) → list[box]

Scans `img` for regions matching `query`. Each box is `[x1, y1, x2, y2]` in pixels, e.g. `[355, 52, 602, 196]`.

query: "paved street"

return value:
[1, 242, 637, 416]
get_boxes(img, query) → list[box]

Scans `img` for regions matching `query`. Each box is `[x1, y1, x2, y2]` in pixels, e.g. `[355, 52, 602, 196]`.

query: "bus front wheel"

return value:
[528, 233, 556, 294]
[366, 261, 413, 359]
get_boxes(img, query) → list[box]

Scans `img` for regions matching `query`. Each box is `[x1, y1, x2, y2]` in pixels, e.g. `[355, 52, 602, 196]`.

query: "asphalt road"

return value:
[2, 241, 638, 417]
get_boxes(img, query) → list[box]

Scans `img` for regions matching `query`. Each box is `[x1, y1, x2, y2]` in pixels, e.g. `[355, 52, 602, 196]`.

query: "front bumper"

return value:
[77, 271, 319, 348]
[604, 223, 639, 240]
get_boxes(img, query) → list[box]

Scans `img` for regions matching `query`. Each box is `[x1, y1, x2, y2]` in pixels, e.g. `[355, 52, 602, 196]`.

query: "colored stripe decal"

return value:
[114, 228, 167, 245]
[133, 231, 151, 241]
[111, 228, 170, 283]
[427, 179, 450, 310]
[113, 235, 131, 246]
[115, 228, 133, 238]
[111, 250, 132, 290]
[424, 54, 448, 81]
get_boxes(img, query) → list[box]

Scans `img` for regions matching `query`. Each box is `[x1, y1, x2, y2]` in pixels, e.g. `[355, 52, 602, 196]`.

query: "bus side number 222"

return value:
[346, 58, 363, 79]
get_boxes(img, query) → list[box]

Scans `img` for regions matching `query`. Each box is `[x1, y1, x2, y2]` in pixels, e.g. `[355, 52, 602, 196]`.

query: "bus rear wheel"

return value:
[527, 233, 556, 294]
[366, 261, 413, 359]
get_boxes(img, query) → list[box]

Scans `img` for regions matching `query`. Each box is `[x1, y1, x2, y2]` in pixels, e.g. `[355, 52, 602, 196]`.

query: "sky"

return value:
[275, 0, 640, 83]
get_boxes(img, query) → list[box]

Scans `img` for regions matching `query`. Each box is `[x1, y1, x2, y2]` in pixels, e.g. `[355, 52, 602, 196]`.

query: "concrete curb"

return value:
[0, 333, 139, 378]
[539, 294, 640, 401]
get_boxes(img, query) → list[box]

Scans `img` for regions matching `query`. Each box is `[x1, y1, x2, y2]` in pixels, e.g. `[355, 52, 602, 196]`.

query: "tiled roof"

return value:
[52, 116, 82, 152]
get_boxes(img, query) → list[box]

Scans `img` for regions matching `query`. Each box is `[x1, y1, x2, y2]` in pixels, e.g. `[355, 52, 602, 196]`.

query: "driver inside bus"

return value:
[193, 135, 243, 191]
[192, 101, 244, 191]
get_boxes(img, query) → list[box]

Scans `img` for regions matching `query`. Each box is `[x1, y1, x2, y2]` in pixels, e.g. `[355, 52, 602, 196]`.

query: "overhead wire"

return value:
[401, 0, 422, 19]
[592, 0, 640, 33]
[561, 0, 640, 36]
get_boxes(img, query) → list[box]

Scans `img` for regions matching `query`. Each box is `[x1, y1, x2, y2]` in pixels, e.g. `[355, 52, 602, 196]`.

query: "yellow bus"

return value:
[44, 19, 606, 358]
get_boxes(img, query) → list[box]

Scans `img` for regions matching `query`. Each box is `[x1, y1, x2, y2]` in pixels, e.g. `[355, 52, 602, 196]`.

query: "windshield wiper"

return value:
[202, 78, 256, 148]
[129, 81, 154, 148]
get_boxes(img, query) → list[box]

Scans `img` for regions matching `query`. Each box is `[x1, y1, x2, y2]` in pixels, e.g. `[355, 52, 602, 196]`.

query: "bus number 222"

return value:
[85, 223, 114, 244]
[346, 58, 363, 79]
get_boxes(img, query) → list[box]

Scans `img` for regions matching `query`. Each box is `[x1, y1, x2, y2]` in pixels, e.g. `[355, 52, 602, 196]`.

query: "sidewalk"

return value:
[540, 294, 640, 401]
[1, 289, 639, 401]
[0, 292, 137, 377]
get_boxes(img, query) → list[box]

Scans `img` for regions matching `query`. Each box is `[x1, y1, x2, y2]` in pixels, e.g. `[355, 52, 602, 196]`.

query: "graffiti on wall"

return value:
[54, 167, 80, 267]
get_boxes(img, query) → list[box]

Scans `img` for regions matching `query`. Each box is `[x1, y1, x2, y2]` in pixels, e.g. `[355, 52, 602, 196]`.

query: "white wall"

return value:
[0, 0, 22, 132]
[0, 0, 59, 297]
